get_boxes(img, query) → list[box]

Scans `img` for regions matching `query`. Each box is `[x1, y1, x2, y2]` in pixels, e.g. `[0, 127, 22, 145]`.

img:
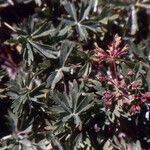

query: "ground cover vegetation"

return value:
[0, 0, 150, 149]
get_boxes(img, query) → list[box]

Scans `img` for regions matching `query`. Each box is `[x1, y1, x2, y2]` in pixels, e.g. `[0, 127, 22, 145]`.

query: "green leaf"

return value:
[60, 40, 74, 67]
[131, 6, 138, 35]
[78, 62, 91, 77]
[99, 14, 119, 24]
[28, 40, 58, 59]
[80, 4, 91, 22]
[103, 140, 113, 150]
[135, 140, 142, 150]
[69, 80, 80, 113]
[62, 1, 97, 41]
[146, 68, 150, 90]
[51, 80, 94, 129]
[7, 110, 18, 132]
[51, 69, 64, 90]
[46, 132, 63, 150]
[23, 43, 34, 65]
[76, 24, 88, 41]
[73, 133, 83, 148]
[11, 94, 28, 115]
[52, 91, 71, 113]
[73, 114, 82, 128]
[58, 26, 72, 36]
[76, 94, 93, 114]
[136, 3, 150, 9]
[61, 18, 76, 26]
[32, 23, 56, 39]
[65, 2, 77, 22]
[47, 71, 57, 87]
[130, 43, 146, 60]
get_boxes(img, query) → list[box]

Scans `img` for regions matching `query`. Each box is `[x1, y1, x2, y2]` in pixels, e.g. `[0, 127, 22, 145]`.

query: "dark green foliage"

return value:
[0, 0, 150, 149]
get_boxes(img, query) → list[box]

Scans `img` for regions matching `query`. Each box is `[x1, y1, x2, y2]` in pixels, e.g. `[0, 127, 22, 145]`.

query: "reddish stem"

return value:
[112, 60, 119, 83]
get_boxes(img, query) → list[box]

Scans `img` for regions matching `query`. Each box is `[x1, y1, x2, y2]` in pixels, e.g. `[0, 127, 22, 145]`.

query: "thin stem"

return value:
[3, 22, 16, 32]
[112, 60, 118, 83]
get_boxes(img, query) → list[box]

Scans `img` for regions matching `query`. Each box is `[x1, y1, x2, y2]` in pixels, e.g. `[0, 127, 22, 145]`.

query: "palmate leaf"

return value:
[15, 18, 55, 40]
[7, 68, 45, 116]
[7, 73, 29, 115]
[2, 0, 150, 149]
[28, 40, 58, 59]
[51, 80, 94, 128]
[11, 18, 58, 65]
[52, 91, 72, 114]
[62, 1, 97, 41]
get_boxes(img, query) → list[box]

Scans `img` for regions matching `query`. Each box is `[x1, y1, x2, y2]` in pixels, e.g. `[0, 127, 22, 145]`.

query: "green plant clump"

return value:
[0, 0, 150, 149]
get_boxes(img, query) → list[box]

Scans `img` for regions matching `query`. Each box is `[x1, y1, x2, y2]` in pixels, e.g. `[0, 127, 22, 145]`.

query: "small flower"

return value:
[102, 90, 114, 107]
[98, 76, 107, 81]
[133, 94, 140, 100]
[103, 90, 114, 100]
[108, 34, 128, 60]
[142, 92, 150, 99]
[130, 81, 141, 89]
[92, 34, 128, 64]
[115, 91, 123, 98]
[92, 47, 108, 64]
[127, 70, 135, 76]
[136, 105, 141, 112]
[130, 104, 141, 114]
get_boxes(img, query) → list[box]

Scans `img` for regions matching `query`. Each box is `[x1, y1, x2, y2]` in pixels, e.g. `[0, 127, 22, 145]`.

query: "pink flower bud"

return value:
[136, 105, 141, 112]
[131, 81, 141, 89]
[127, 70, 135, 76]
[99, 76, 107, 81]
[142, 92, 150, 99]
[130, 104, 141, 114]
[134, 94, 140, 100]
[103, 91, 114, 100]
[130, 105, 136, 113]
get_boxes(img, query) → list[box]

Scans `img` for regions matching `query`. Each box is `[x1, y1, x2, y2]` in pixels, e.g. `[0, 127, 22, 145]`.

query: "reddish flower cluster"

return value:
[129, 81, 141, 90]
[102, 90, 114, 107]
[92, 34, 128, 64]
[93, 35, 149, 116]
[102, 76, 150, 114]
[101, 77, 146, 114]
